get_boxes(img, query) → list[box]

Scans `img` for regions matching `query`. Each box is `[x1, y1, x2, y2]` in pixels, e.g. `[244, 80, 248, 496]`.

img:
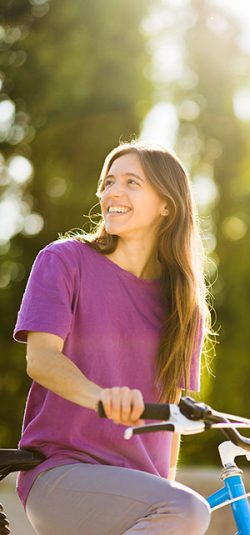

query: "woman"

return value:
[14, 140, 211, 534]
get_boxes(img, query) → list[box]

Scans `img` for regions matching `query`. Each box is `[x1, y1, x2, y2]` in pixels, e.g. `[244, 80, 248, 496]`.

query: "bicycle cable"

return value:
[211, 423, 250, 429]
[211, 410, 250, 426]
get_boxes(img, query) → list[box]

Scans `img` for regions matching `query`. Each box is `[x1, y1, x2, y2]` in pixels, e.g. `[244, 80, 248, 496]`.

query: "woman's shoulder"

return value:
[39, 237, 100, 267]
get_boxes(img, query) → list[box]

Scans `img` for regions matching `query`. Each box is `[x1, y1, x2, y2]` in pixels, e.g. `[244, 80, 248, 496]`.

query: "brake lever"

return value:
[124, 405, 205, 439]
[124, 422, 175, 439]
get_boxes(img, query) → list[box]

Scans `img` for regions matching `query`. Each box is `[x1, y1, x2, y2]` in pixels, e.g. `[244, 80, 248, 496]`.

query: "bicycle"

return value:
[98, 397, 250, 535]
[0, 397, 249, 534]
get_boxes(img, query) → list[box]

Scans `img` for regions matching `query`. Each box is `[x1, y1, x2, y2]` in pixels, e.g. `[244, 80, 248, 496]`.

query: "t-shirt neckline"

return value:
[88, 245, 161, 286]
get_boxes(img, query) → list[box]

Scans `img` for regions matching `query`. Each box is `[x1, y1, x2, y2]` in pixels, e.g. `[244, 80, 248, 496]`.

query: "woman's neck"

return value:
[104, 239, 161, 280]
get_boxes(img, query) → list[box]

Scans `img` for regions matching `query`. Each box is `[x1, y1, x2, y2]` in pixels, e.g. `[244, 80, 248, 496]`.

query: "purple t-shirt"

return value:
[13, 239, 202, 509]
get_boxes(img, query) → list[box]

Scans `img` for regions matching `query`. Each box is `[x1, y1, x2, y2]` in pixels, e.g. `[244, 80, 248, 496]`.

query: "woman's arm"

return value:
[168, 387, 182, 481]
[26, 331, 144, 426]
[26, 331, 102, 409]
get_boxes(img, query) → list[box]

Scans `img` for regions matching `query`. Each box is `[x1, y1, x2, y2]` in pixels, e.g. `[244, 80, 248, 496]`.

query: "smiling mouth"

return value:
[107, 211, 131, 216]
[107, 206, 132, 215]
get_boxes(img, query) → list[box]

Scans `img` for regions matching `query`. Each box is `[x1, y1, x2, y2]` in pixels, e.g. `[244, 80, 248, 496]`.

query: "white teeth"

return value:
[108, 206, 130, 214]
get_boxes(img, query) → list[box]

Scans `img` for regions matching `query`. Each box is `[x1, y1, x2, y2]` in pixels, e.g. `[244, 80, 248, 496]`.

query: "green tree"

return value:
[0, 0, 155, 446]
[153, 0, 250, 463]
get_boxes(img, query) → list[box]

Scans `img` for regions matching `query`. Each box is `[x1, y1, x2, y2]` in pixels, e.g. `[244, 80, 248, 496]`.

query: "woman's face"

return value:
[100, 153, 167, 241]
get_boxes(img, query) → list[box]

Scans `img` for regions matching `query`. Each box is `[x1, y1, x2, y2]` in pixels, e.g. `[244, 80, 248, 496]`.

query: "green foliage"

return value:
[164, 0, 250, 463]
[0, 0, 155, 446]
[1, 0, 250, 469]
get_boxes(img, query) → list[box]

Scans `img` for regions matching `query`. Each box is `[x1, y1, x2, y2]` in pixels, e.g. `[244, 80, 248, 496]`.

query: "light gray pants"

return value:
[26, 463, 211, 535]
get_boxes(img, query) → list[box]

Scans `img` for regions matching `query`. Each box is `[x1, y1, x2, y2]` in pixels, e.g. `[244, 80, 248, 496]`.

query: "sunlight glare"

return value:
[22, 213, 44, 235]
[212, 0, 250, 53]
[0, 198, 23, 240]
[8, 155, 33, 184]
[140, 102, 178, 149]
[0, 99, 15, 127]
[192, 175, 219, 208]
[233, 90, 250, 121]
[221, 216, 247, 240]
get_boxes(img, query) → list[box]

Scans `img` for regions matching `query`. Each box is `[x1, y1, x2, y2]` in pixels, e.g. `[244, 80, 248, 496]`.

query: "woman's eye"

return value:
[103, 178, 139, 189]
[103, 180, 113, 188]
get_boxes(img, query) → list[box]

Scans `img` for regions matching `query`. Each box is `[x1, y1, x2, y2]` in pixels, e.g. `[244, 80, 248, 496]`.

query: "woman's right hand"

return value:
[98, 386, 145, 426]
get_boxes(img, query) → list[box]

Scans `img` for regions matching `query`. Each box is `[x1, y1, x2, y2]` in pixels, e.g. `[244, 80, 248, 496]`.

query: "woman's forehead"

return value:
[108, 153, 144, 176]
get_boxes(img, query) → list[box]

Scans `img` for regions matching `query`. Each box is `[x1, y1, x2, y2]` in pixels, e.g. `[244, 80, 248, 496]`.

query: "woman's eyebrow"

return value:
[105, 172, 144, 182]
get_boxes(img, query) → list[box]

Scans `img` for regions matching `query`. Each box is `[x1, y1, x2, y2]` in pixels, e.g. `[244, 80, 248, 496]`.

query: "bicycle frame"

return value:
[207, 441, 250, 535]
[0, 398, 249, 535]
[207, 468, 250, 534]
[119, 399, 250, 535]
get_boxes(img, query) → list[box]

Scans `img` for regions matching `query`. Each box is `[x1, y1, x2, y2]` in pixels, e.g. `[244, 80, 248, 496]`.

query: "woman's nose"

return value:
[107, 183, 124, 197]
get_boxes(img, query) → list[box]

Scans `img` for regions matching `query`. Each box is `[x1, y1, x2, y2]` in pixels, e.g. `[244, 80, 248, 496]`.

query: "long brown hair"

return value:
[62, 140, 212, 402]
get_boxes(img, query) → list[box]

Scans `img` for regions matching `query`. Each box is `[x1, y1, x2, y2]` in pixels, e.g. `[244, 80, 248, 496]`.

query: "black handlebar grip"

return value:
[97, 401, 170, 421]
[142, 403, 171, 421]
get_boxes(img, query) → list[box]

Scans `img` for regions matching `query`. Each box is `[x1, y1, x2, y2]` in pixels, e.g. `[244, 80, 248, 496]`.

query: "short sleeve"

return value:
[13, 248, 75, 343]
[179, 315, 204, 392]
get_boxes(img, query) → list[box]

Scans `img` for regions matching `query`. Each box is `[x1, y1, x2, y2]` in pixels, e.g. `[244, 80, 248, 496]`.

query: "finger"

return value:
[110, 387, 122, 423]
[99, 389, 112, 418]
[134, 418, 145, 426]
[130, 389, 144, 421]
[120, 387, 132, 422]
[124, 417, 145, 427]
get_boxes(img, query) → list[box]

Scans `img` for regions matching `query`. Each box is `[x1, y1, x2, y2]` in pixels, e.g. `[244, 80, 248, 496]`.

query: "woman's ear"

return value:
[161, 205, 169, 216]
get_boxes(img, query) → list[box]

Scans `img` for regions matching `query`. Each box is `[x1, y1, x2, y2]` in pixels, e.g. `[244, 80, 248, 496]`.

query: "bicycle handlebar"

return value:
[97, 397, 250, 451]
[97, 401, 171, 421]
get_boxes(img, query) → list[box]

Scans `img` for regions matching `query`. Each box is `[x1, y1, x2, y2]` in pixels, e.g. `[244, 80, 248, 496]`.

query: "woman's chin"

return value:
[104, 223, 127, 236]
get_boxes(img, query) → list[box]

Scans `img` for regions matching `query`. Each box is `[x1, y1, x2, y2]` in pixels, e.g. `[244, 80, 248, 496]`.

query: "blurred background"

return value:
[0, 0, 250, 531]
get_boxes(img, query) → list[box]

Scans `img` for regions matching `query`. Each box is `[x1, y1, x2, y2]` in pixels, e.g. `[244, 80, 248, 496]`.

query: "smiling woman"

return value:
[13, 139, 212, 535]
[99, 152, 168, 261]
[80, 140, 212, 402]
